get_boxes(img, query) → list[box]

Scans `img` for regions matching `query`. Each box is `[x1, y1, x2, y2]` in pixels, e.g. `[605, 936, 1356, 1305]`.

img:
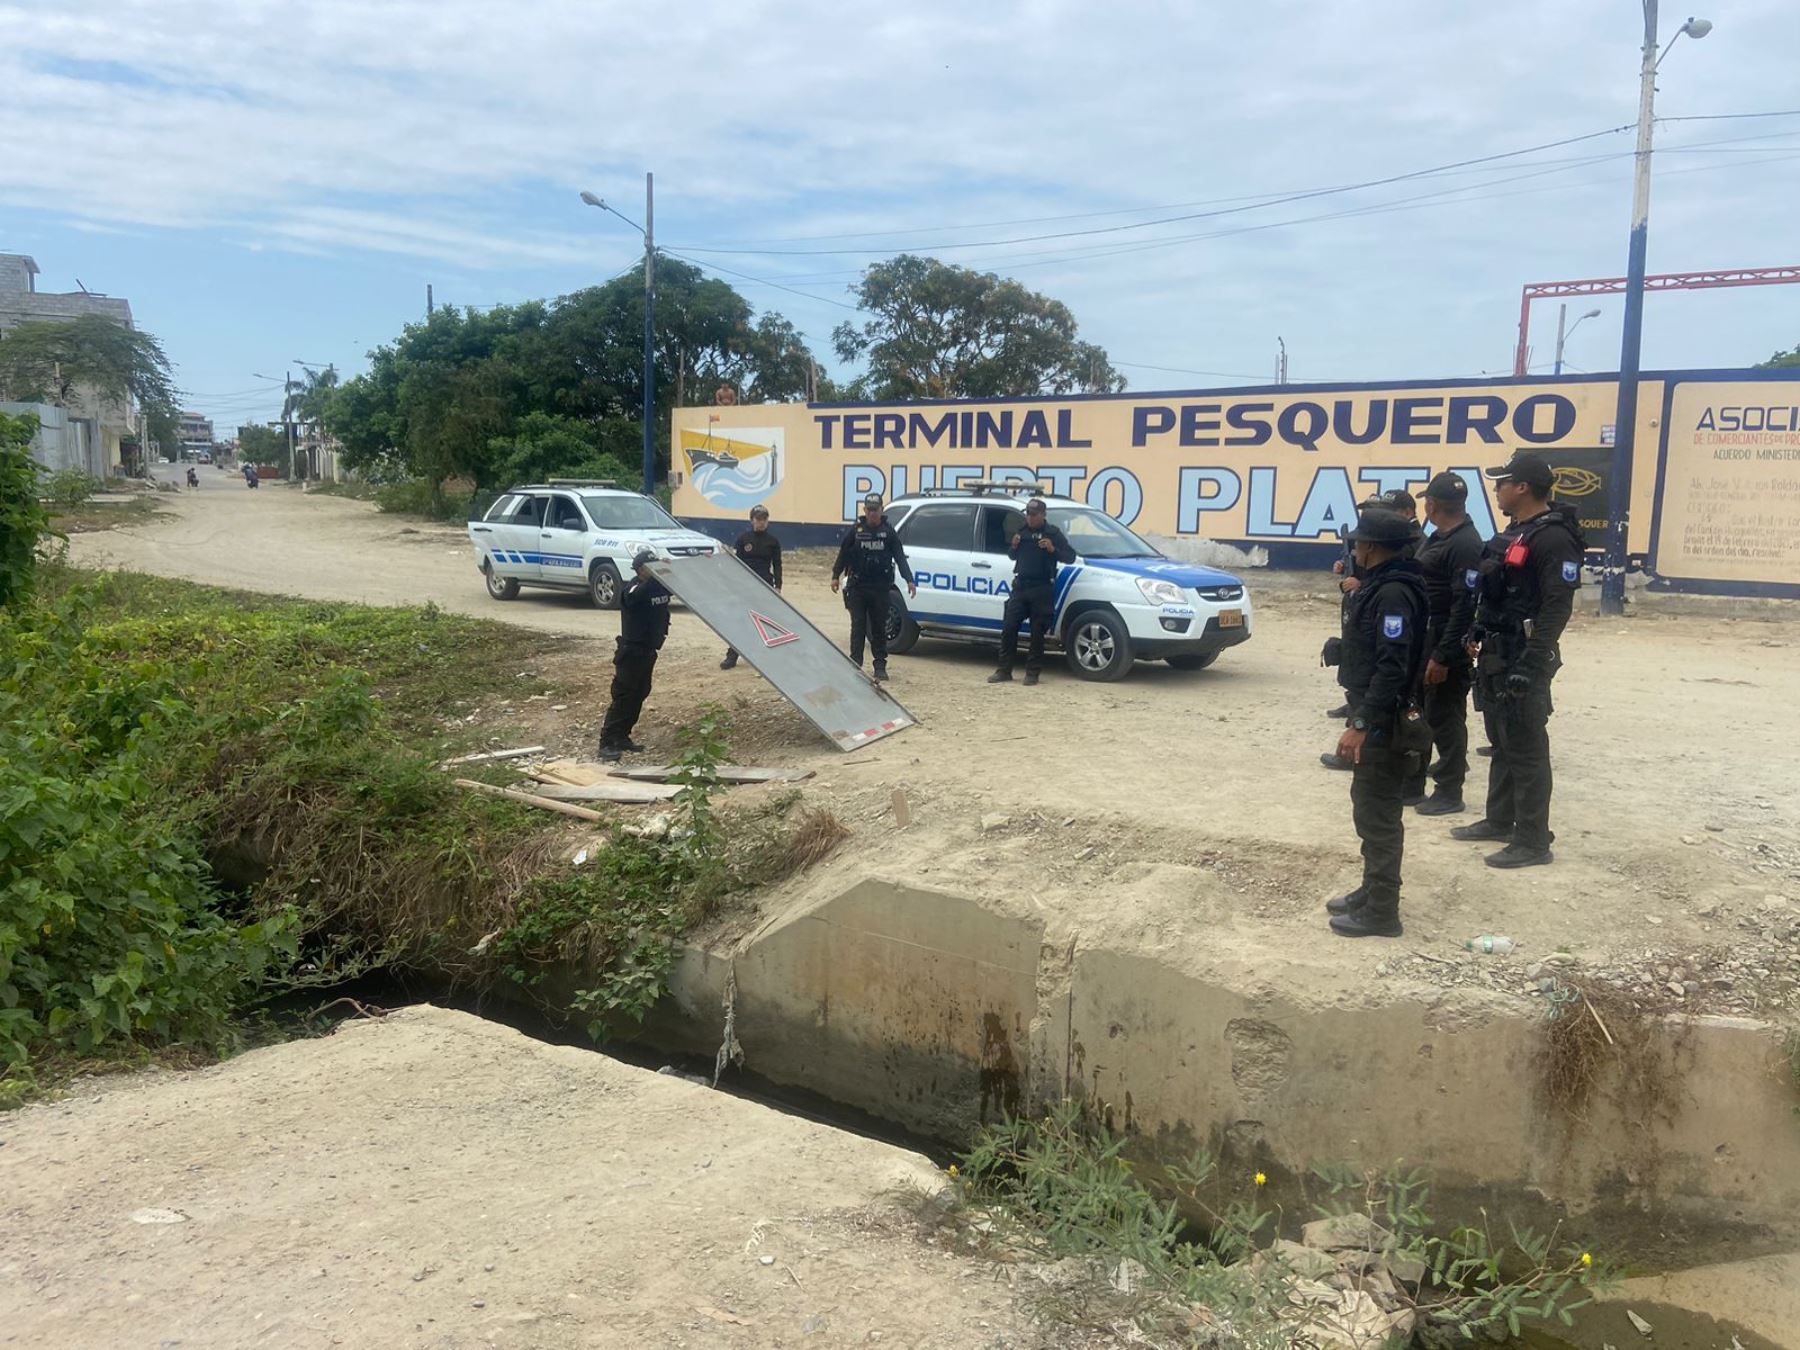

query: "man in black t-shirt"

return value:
[720, 505, 783, 671]
[988, 498, 1075, 686]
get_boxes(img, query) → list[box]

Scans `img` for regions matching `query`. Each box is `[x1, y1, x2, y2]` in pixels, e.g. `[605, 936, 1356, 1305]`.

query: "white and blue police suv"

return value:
[469, 480, 719, 609]
[881, 485, 1253, 681]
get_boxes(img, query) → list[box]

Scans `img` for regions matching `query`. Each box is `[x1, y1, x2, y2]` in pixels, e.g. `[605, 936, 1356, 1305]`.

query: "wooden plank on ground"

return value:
[606, 765, 814, 785]
[532, 759, 612, 787]
[439, 745, 546, 768]
[529, 781, 682, 804]
[452, 778, 606, 822]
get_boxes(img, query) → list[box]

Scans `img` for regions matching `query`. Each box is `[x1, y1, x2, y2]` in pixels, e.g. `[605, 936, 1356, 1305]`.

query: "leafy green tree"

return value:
[486, 411, 634, 488]
[237, 424, 290, 474]
[832, 254, 1124, 400]
[1757, 344, 1800, 369]
[0, 315, 180, 425]
[1, 411, 53, 606]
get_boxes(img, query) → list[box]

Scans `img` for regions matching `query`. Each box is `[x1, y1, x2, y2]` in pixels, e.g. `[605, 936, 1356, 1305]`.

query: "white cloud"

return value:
[4, 0, 1797, 379]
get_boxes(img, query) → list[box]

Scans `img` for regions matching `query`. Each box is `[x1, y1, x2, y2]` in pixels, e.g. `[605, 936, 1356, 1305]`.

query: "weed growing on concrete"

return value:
[1537, 970, 1687, 1132]
[939, 1101, 1613, 1347]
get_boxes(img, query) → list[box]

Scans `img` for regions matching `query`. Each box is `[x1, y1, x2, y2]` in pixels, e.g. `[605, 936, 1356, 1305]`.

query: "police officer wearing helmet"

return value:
[1325, 507, 1430, 939]
[598, 548, 672, 762]
[831, 492, 916, 681]
[720, 504, 783, 671]
[1406, 472, 1484, 815]
[1449, 451, 1585, 868]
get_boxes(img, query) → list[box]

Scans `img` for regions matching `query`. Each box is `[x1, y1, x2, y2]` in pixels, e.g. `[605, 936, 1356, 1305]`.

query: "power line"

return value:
[1658, 109, 1800, 123]
[659, 248, 860, 311]
[1113, 359, 1269, 381]
[668, 124, 1639, 257]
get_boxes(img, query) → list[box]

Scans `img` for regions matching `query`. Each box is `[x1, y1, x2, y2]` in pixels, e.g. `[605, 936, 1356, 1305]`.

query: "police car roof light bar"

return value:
[918, 480, 1051, 499]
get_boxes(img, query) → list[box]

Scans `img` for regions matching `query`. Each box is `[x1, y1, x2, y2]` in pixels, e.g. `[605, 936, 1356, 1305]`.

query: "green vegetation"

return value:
[49, 496, 163, 535]
[1, 411, 55, 607]
[934, 1103, 1612, 1347]
[2, 552, 837, 1105]
[0, 315, 180, 443]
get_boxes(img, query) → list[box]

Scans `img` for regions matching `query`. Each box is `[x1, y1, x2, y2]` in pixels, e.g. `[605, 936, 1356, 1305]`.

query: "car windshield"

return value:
[580, 494, 681, 530]
[1046, 507, 1160, 559]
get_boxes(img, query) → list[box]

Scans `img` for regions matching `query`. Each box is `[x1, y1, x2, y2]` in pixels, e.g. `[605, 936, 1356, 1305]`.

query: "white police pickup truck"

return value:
[469, 480, 719, 608]
[882, 484, 1252, 681]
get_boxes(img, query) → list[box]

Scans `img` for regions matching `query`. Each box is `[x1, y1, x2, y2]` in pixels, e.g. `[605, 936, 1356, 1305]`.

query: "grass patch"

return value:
[49, 496, 165, 534]
[3, 570, 835, 1105]
[1536, 971, 1689, 1131]
[302, 480, 381, 503]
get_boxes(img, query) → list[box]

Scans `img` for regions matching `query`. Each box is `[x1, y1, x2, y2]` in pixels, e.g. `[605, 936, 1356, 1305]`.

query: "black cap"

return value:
[1025, 497, 1047, 514]
[1484, 451, 1554, 491]
[749, 504, 770, 519]
[1380, 488, 1417, 516]
[631, 548, 657, 571]
[1345, 507, 1416, 546]
[1423, 471, 1468, 504]
[862, 492, 883, 508]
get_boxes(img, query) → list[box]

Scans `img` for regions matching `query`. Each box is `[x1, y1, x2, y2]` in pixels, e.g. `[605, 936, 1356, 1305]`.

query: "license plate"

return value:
[1219, 609, 1244, 628]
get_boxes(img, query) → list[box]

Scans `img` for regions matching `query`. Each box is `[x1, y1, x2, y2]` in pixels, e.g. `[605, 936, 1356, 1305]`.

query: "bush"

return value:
[43, 468, 101, 508]
[374, 478, 480, 522]
[0, 590, 296, 1090]
[1, 412, 54, 606]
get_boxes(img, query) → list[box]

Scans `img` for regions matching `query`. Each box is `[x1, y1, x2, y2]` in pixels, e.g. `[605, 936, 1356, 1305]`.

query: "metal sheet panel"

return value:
[648, 552, 917, 752]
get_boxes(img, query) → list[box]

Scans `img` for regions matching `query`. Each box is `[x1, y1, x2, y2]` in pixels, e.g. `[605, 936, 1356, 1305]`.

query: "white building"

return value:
[0, 253, 139, 469]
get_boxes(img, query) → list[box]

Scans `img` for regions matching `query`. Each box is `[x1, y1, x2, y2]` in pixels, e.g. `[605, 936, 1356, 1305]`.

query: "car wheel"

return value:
[483, 563, 520, 601]
[885, 589, 920, 655]
[1065, 609, 1134, 682]
[1165, 651, 1219, 672]
[589, 560, 622, 610]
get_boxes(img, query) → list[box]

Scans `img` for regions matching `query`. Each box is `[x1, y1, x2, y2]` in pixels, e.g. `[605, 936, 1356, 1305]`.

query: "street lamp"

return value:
[1602, 7, 1711, 616]
[1553, 307, 1602, 377]
[581, 175, 657, 497]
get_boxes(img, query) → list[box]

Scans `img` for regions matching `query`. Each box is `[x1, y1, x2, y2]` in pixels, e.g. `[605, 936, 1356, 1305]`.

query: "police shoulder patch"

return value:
[1464, 568, 1480, 590]
[1382, 613, 1405, 639]
[1561, 559, 1580, 584]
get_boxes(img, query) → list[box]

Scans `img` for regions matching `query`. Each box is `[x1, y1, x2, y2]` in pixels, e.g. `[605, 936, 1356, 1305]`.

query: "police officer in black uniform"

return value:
[720, 504, 783, 670]
[598, 549, 672, 762]
[1324, 507, 1429, 939]
[830, 492, 915, 681]
[1407, 472, 1485, 815]
[1448, 451, 1584, 868]
[1322, 490, 1421, 768]
[988, 497, 1076, 687]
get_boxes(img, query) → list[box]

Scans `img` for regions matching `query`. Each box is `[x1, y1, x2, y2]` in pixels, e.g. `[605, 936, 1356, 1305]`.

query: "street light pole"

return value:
[580, 178, 658, 496]
[1602, 6, 1710, 615]
[642, 172, 656, 498]
[1553, 306, 1601, 377]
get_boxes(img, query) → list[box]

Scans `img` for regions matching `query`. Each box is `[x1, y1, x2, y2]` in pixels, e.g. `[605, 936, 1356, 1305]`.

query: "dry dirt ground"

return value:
[68, 477, 1800, 1014]
[0, 1006, 1085, 1350]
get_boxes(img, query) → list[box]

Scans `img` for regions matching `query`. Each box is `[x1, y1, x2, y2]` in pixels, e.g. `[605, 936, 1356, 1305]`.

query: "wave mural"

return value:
[682, 427, 784, 512]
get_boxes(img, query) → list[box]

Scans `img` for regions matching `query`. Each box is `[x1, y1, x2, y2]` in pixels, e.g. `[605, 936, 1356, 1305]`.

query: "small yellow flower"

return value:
[946, 1164, 959, 1178]
[1254, 1172, 1267, 1187]
[1581, 1252, 1593, 1268]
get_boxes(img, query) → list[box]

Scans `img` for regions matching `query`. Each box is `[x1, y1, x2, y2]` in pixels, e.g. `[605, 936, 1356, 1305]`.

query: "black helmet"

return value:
[1345, 508, 1416, 546]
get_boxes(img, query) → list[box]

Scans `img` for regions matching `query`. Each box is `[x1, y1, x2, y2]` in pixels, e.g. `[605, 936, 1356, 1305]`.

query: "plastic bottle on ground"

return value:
[1464, 935, 1515, 955]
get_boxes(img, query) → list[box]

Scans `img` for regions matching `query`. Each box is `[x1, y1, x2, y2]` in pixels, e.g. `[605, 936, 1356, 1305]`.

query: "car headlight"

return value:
[1135, 577, 1188, 606]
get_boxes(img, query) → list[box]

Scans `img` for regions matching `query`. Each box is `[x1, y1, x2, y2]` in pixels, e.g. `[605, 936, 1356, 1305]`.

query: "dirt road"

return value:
[0, 1006, 1068, 1350]
[69, 481, 1800, 1012]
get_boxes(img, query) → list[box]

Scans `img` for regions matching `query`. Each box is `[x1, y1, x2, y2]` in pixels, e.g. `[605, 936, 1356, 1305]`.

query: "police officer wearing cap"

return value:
[831, 492, 916, 681]
[1325, 507, 1429, 939]
[598, 549, 672, 762]
[988, 498, 1075, 687]
[720, 504, 783, 671]
[1449, 451, 1586, 868]
[1407, 472, 1484, 815]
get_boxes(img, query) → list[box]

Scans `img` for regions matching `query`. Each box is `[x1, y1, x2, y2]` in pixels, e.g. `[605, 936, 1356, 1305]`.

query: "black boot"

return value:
[1022, 671, 1040, 686]
[1414, 791, 1465, 816]
[720, 654, 738, 670]
[1450, 819, 1511, 841]
[597, 744, 623, 763]
[1330, 908, 1403, 938]
[987, 670, 1014, 684]
[1325, 888, 1367, 916]
[872, 662, 889, 682]
[1486, 843, 1553, 869]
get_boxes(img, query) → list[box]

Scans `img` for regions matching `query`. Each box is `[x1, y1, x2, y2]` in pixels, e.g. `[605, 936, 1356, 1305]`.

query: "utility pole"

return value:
[285, 367, 296, 482]
[1602, 6, 1712, 616]
[642, 171, 656, 497]
[427, 283, 434, 316]
[1275, 337, 1288, 385]
[1553, 304, 1569, 378]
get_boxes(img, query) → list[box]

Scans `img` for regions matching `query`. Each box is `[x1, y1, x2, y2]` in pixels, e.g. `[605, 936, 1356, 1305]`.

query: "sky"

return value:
[3, 0, 1798, 432]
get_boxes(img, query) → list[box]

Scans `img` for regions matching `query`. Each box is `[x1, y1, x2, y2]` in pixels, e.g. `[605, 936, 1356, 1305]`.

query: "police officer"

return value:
[1407, 472, 1484, 815]
[1321, 492, 1415, 764]
[1324, 507, 1429, 939]
[720, 504, 783, 670]
[830, 492, 916, 681]
[988, 497, 1075, 687]
[1449, 451, 1584, 868]
[598, 549, 672, 762]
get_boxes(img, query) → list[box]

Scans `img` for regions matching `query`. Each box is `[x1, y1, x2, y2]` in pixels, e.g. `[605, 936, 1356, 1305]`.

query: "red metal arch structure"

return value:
[1513, 265, 1800, 377]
